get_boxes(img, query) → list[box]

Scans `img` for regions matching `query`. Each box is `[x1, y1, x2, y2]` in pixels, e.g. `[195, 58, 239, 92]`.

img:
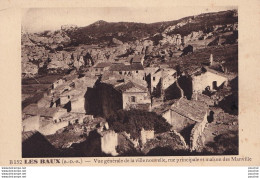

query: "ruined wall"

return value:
[22, 116, 40, 132]
[99, 84, 123, 118]
[122, 132, 139, 148]
[163, 110, 196, 133]
[140, 129, 154, 145]
[39, 121, 68, 135]
[23, 115, 68, 136]
[71, 97, 85, 113]
[101, 131, 118, 156]
[190, 113, 208, 151]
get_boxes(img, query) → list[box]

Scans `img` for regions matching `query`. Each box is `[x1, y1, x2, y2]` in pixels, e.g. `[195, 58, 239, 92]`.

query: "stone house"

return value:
[150, 67, 177, 99]
[52, 78, 65, 89]
[87, 77, 151, 117]
[93, 62, 112, 76]
[109, 63, 145, 81]
[119, 81, 151, 111]
[70, 96, 85, 113]
[23, 104, 67, 123]
[128, 55, 145, 66]
[161, 98, 208, 151]
[192, 67, 228, 93]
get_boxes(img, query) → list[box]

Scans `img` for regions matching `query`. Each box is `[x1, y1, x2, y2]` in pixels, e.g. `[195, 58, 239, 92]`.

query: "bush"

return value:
[107, 109, 171, 140]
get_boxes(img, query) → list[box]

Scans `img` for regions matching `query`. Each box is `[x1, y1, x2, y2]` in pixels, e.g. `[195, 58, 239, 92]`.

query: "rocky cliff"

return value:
[21, 9, 238, 77]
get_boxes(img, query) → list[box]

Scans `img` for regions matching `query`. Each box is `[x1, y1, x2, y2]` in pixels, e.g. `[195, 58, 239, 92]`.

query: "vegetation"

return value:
[107, 109, 172, 140]
[167, 10, 237, 36]
[66, 10, 237, 46]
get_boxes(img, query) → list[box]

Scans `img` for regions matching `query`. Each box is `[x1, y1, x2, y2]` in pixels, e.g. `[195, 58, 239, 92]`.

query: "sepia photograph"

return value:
[21, 7, 239, 158]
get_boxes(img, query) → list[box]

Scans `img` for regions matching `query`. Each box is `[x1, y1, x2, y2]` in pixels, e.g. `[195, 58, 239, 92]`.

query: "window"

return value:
[119, 71, 122, 75]
[95, 68, 98, 72]
[130, 96, 136, 102]
[136, 71, 138, 73]
[153, 77, 156, 81]
[100, 68, 103, 72]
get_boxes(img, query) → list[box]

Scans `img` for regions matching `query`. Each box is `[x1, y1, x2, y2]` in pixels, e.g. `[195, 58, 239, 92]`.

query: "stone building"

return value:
[109, 63, 145, 81]
[22, 104, 67, 135]
[192, 67, 228, 93]
[128, 54, 145, 66]
[86, 76, 151, 117]
[161, 98, 208, 151]
[150, 66, 177, 99]
[93, 62, 112, 76]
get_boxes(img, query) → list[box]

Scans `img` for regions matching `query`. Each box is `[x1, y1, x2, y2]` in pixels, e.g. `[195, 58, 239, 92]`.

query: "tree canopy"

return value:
[107, 109, 171, 140]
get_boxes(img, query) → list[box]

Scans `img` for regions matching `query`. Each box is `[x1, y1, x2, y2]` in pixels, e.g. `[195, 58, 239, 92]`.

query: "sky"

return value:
[22, 6, 237, 33]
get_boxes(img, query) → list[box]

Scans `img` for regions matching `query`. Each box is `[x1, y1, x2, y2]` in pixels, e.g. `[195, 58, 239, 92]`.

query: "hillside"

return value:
[21, 9, 238, 78]
[67, 10, 237, 45]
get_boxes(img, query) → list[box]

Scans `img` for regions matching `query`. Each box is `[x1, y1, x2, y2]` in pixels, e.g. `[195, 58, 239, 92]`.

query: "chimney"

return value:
[210, 54, 213, 66]
[195, 92, 198, 101]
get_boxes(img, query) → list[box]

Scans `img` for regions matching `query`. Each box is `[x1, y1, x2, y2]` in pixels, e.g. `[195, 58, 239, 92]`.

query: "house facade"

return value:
[93, 62, 112, 76]
[109, 63, 145, 81]
[90, 78, 151, 117]
[120, 82, 151, 111]
[192, 67, 228, 93]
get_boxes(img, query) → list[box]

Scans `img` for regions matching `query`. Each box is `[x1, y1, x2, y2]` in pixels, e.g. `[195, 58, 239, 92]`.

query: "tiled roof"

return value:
[94, 62, 112, 68]
[204, 66, 228, 78]
[101, 71, 124, 82]
[114, 81, 147, 93]
[132, 55, 143, 63]
[109, 63, 144, 71]
[170, 98, 208, 122]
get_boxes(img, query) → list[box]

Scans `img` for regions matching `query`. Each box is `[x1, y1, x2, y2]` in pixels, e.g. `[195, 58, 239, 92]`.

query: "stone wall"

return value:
[99, 84, 123, 117]
[122, 132, 139, 148]
[39, 121, 68, 135]
[101, 130, 118, 156]
[71, 97, 85, 113]
[190, 113, 208, 151]
[23, 115, 69, 136]
[163, 110, 196, 133]
[193, 72, 228, 93]
[140, 128, 154, 145]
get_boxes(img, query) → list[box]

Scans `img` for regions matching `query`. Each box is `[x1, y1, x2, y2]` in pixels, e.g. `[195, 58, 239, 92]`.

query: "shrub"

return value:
[107, 109, 171, 140]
